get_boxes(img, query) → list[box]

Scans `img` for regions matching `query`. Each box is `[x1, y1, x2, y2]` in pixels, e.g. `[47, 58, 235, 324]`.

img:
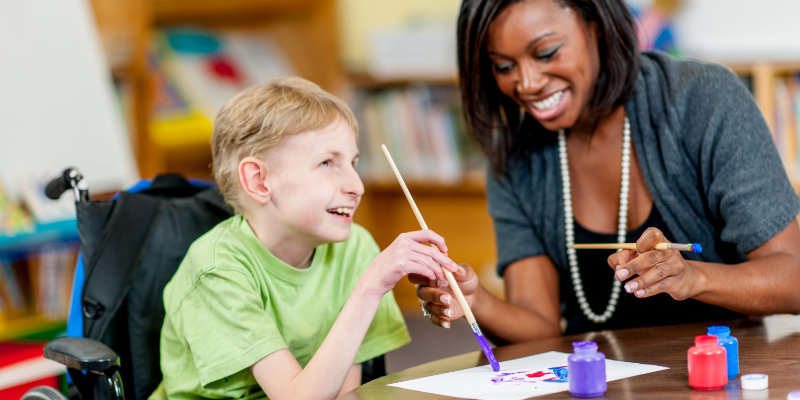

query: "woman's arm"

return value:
[609, 220, 800, 315]
[412, 254, 562, 344]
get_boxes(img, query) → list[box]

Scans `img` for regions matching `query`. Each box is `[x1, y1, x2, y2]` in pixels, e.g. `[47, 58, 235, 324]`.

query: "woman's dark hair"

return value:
[457, 0, 639, 175]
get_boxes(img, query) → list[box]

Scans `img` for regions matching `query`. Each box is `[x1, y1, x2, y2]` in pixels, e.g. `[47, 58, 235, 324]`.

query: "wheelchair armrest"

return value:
[44, 337, 121, 372]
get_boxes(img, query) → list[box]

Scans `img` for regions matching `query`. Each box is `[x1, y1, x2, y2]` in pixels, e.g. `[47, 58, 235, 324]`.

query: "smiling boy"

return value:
[150, 77, 458, 400]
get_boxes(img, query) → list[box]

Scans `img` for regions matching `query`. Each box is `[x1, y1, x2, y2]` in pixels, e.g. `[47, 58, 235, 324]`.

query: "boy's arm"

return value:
[339, 364, 362, 397]
[251, 280, 382, 400]
[250, 230, 457, 400]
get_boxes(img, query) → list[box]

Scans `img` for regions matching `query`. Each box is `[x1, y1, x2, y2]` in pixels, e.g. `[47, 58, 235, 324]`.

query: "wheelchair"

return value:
[22, 168, 386, 400]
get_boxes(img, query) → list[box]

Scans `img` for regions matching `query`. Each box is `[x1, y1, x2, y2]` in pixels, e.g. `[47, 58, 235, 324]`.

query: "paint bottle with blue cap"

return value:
[568, 341, 607, 398]
[707, 326, 739, 379]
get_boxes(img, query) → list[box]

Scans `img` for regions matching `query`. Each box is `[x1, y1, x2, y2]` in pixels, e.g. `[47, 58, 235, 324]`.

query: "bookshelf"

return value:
[724, 61, 800, 190]
[88, 0, 343, 180]
[85, 1, 800, 311]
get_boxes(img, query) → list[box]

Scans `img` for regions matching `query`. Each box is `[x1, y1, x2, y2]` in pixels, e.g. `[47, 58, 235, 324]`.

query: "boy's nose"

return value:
[344, 167, 364, 198]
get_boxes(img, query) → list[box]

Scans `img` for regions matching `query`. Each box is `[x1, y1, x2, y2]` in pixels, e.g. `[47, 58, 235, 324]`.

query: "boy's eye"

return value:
[493, 61, 513, 74]
[536, 46, 560, 60]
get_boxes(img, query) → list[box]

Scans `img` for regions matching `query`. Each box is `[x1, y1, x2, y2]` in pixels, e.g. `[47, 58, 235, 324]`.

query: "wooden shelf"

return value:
[0, 315, 66, 342]
[347, 73, 459, 89]
[364, 178, 485, 196]
[150, 0, 326, 23]
[0, 220, 79, 255]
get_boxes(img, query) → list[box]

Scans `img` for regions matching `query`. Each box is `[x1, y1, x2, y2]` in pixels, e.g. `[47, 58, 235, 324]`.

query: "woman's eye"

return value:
[493, 62, 513, 74]
[321, 160, 331, 167]
[537, 46, 560, 60]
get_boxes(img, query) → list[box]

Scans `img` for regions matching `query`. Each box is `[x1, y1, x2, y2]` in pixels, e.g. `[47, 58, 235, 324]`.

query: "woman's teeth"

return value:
[532, 91, 563, 111]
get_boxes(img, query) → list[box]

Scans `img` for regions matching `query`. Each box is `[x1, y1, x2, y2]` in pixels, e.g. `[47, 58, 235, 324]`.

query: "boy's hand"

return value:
[363, 230, 458, 296]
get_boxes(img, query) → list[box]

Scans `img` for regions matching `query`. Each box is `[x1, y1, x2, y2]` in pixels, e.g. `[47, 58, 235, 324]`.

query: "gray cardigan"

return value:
[488, 51, 800, 282]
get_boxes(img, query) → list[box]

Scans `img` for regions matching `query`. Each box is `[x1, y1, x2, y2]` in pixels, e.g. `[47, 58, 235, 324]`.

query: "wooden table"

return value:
[342, 316, 800, 399]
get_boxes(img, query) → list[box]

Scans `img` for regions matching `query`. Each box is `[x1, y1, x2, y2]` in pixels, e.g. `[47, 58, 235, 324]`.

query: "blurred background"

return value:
[1, 0, 799, 394]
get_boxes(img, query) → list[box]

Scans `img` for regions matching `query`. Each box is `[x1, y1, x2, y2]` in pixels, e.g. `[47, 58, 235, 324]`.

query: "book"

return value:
[149, 28, 296, 148]
[353, 85, 480, 184]
[0, 341, 65, 399]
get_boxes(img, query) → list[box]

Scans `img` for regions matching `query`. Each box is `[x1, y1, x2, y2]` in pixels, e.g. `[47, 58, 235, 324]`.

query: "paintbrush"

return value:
[381, 144, 500, 372]
[569, 243, 702, 253]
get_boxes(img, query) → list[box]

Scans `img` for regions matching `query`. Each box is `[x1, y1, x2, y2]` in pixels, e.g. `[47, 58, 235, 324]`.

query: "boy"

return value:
[149, 77, 458, 400]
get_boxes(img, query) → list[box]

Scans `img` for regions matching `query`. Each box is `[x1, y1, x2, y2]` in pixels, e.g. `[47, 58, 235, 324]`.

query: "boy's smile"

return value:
[263, 116, 364, 252]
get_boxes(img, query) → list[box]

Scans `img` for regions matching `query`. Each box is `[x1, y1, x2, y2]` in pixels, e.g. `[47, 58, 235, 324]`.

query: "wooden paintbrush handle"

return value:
[382, 145, 477, 325]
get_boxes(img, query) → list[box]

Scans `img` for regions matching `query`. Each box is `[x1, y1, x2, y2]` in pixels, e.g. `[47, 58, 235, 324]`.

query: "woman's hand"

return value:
[607, 227, 703, 300]
[363, 230, 459, 297]
[408, 263, 480, 328]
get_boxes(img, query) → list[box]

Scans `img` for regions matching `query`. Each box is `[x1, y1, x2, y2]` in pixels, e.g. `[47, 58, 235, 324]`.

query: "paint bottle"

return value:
[688, 335, 727, 391]
[708, 326, 739, 379]
[568, 341, 607, 398]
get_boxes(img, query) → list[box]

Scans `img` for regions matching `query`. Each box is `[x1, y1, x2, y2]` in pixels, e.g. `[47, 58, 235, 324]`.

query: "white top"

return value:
[741, 374, 769, 390]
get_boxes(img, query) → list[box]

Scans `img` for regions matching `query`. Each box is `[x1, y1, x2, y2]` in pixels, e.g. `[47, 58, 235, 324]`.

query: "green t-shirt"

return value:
[150, 215, 410, 400]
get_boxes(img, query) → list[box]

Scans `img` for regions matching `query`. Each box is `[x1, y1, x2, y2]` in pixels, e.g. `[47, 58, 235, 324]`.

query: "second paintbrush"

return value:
[569, 243, 702, 253]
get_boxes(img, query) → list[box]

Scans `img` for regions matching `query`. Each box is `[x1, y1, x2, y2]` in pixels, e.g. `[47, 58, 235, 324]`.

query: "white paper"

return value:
[389, 351, 668, 400]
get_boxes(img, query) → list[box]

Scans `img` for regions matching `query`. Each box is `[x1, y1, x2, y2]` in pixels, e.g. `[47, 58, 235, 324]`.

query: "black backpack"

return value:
[76, 174, 232, 400]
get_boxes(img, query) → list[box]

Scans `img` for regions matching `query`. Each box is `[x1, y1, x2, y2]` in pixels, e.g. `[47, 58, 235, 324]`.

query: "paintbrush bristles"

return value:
[381, 144, 477, 325]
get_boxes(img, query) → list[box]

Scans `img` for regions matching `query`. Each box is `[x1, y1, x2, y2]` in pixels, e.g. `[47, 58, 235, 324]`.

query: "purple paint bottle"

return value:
[568, 341, 607, 398]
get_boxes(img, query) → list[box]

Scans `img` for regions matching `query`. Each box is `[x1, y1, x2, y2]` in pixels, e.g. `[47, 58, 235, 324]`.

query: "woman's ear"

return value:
[238, 156, 271, 205]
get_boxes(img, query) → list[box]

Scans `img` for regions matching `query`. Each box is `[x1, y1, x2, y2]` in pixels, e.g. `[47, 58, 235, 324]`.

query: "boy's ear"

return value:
[238, 157, 271, 205]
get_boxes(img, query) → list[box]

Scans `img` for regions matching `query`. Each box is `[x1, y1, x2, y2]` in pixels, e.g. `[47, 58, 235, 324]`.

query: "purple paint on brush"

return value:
[473, 328, 500, 372]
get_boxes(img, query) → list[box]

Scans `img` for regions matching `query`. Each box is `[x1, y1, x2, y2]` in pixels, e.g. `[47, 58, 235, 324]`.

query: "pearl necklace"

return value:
[557, 115, 630, 324]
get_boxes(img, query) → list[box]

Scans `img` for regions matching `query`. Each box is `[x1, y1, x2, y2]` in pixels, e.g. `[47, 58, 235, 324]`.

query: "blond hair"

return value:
[211, 77, 358, 214]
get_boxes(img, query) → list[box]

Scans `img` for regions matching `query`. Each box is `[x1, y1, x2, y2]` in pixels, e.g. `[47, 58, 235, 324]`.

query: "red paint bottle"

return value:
[688, 335, 727, 390]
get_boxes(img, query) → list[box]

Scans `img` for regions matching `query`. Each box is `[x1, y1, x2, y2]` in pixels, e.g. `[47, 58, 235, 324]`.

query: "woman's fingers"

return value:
[408, 273, 449, 288]
[626, 265, 681, 299]
[621, 250, 673, 278]
[608, 250, 637, 273]
[635, 227, 670, 253]
[429, 314, 451, 329]
[422, 299, 454, 319]
[417, 285, 453, 305]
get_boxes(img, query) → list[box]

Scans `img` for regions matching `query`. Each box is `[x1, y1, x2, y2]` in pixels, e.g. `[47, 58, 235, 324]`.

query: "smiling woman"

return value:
[412, 0, 800, 340]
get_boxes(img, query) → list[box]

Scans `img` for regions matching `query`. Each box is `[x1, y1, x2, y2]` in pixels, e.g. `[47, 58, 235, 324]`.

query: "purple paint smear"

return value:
[474, 330, 500, 372]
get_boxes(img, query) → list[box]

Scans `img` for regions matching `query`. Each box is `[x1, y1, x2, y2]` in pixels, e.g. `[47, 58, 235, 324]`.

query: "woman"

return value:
[413, 0, 800, 340]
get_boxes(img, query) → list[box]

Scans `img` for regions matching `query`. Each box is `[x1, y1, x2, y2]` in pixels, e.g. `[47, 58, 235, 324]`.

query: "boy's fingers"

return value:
[405, 229, 448, 254]
[409, 256, 444, 281]
[408, 263, 436, 281]
[415, 243, 458, 272]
